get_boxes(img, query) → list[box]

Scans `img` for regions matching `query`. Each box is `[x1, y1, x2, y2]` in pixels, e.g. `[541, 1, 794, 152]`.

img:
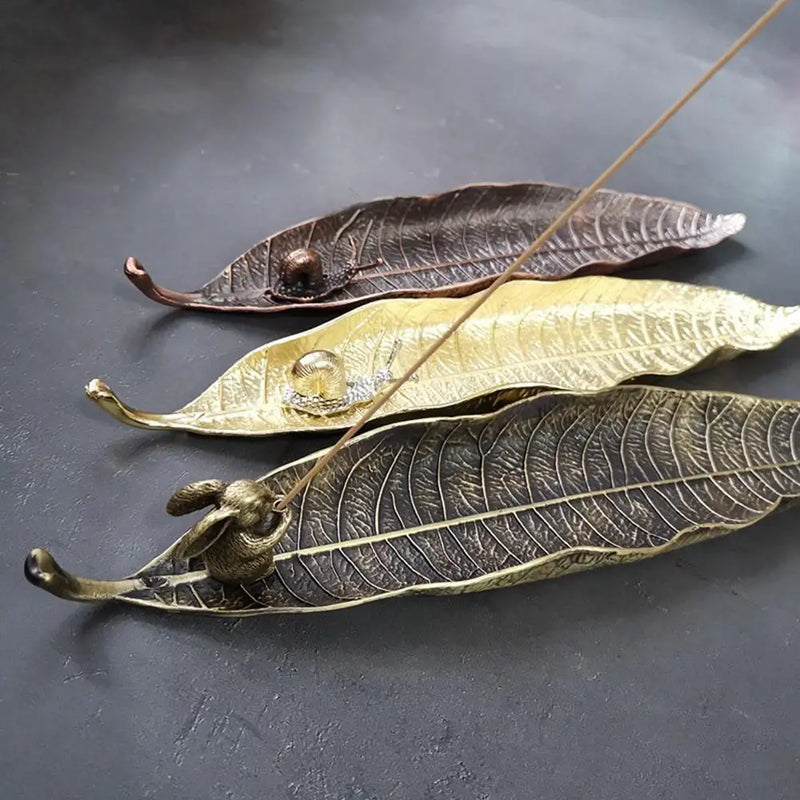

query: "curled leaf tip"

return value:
[124, 255, 145, 277]
[25, 548, 144, 603]
[85, 377, 112, 401]
[86, 379, 172, 431]
[124, 256, 202, 308]
[85, 378, 129, 420]
[24, 547, 57, 589]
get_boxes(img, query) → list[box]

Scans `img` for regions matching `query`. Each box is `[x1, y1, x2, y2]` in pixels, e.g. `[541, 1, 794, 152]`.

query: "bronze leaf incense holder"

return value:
[124, 183, 744, 313]
[26, 387, 800, 615]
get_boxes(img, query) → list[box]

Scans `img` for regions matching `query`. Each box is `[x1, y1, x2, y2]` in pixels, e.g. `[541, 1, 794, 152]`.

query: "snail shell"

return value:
[278, 248, 324, 295]
[289, 350, 347, 400]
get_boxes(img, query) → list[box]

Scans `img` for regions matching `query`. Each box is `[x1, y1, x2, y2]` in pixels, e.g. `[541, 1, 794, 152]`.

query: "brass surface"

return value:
[167, 479, 291, 585]
[87, 277, 800, 436]
[26, 386, 800, 614]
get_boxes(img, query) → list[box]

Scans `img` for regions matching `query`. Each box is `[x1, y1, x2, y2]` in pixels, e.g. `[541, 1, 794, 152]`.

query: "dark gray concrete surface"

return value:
[2, 1, 799, 797]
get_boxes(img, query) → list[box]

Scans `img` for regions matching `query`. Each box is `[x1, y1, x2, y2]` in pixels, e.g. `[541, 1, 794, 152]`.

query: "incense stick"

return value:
[274, 0, 791, 512]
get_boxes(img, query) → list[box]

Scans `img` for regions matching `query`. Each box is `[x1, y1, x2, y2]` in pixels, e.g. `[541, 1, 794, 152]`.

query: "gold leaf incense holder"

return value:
[86, 276, 800, 437]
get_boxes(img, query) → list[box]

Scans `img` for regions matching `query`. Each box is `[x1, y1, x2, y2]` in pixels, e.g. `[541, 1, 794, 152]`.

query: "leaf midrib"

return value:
[347, 227, 717, 281]
[273, 458, 800, 562]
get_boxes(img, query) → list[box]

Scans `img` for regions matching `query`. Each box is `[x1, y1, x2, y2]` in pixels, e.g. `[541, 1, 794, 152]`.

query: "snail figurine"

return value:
[282, 341, 403, 416]
[274, 248, 326, 300]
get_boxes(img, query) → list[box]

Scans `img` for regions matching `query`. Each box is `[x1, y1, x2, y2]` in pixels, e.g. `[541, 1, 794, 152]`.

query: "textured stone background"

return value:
[1, 1, 798, 797]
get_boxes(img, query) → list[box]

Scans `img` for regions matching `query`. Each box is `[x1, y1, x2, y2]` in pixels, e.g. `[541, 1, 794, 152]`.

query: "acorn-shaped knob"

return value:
[289, 350, 347, 400]
[279, 248, 324, 296]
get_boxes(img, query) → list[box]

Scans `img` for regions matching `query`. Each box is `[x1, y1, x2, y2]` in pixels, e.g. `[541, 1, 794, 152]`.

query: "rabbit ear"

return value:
[166, 480, 228, 516]
[172, 508, 236, 560]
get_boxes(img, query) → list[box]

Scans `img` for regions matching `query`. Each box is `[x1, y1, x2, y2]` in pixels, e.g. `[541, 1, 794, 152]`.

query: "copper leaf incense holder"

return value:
[124, 183, 744, 313]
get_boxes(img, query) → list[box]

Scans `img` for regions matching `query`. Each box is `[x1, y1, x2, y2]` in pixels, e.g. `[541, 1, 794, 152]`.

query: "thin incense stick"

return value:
[274, 0, 791, 512]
